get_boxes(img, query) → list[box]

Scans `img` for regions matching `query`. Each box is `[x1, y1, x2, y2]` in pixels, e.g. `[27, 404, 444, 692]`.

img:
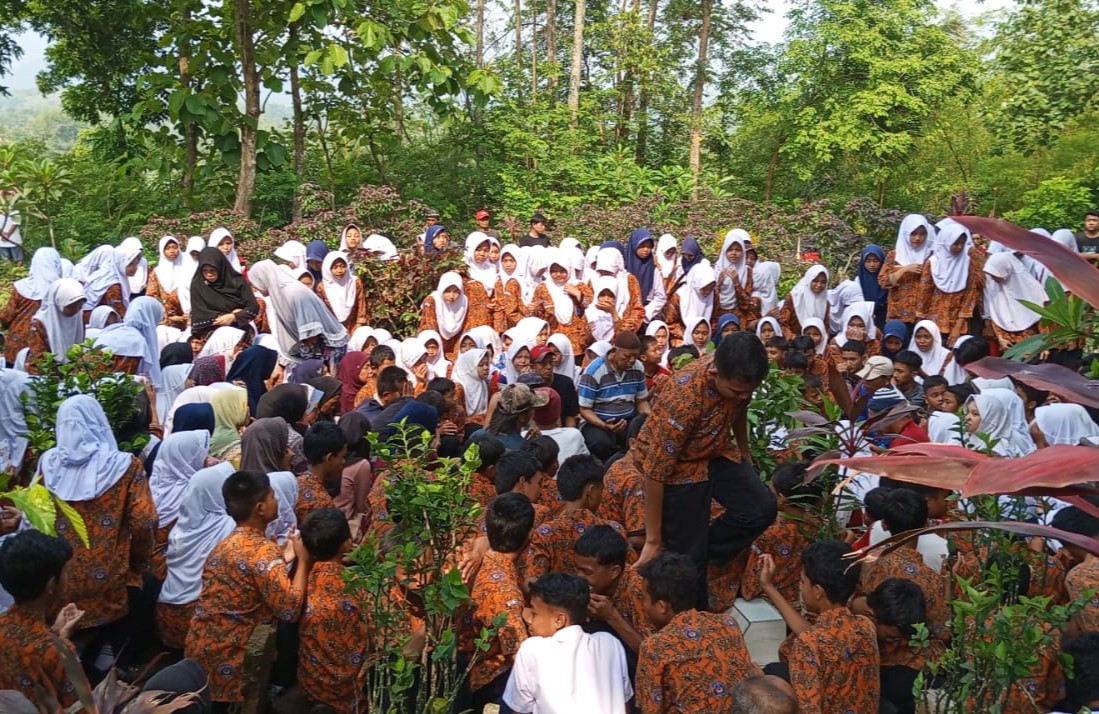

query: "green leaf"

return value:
[288, 2, 306, 23]
[329, 45, 349, 69]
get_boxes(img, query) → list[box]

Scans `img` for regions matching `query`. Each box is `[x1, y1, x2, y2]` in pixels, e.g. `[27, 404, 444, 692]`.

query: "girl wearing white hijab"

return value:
[495, 244, 526, 328]
[982, 252, 1046, 351]
[881, 213, 935, 325]
[362, 233, 398, 261]
[155, 461, 235, 649]
[248, 260, 350, 365]
[592, 247, 644, 332]
[1, 247, 62, 363]
[908, 319, 950, 379]
[149, 430, 211, 529]
[118, 236, 149, 296]
[318, 251, 364, 332]
[418, 271, 470, 359]
[548, 332, 579, 379]
[26, 278, 85, 367]
[145, 236, 189, 329]
[197, 326, 246, 372]
[830, 301, 877, 351]
[1032, 403, 1099, 448]
[713, 229, 754, 324]
[655, 233, 682, 296]
[453, 347, 491, 424]
[94, 296, 164, 385]
[208, 226, 243, 273]
[644, 320, 671, 367]
[964, 389, 1036, 457]
[826, 279, 864, 336]
[531, 248, 591, 356]
[274, 239, 308, 271]
[84, 305, 120, 340]
[685, 315, 712, 353]
[419, 329, 453, 378]
[755, 315, 782, 343]
[80, 244, 140, 317]
[176, 236, 207, 318]
[399, 338, 430, 390]
[778, 265, 830, 340]
[465, 231, 499, 295]
[512, 316, 551, 348]
[158, 364, 193, 424]
[751, 261, 781, 318]
[922, 221, 979, 345]
[800, 317, 829, 356]
[38, 395, 142, 500]
[585, 276, 620, 344]
[673, 262, 716, 344]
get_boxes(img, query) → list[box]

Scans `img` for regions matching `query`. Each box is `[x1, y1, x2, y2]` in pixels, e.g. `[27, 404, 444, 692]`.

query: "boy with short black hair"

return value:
[494, 451, 547, 521]
[868, 578, 928, 714]
[465, 431, 506, 510]
[469, 492, 536, 709]
[921, 375, 950, 414]
[354, 344, 397, 407]
[761, 540, 880, 714]
[186, 470, 312, 706]
[765, 336, 788, 365]
[1011, 377, 1049, 423]
[503, 573, 633, 713]
[0, 531, 81, 707]
[1054, 633, 1099, 713]
[298, 508, 367, 714]
[359, 365, 411, 427]
[839, 339, 867, 385]
[636, 552, 761, 714]
[639, 334, 672, 391]
[519, 435, 561, 510]
[526, 454, 627, 580]
[299, 421, 343, 522]
[1052, 506, 1099, 635]
[573, 524, 649, 654]
[892, 350, 926, 409]
[781, 349, 808, 376]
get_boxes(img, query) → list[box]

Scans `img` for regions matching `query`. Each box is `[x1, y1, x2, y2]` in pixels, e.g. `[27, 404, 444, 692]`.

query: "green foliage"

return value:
[345, 422, 490, 714]
[1005, 177, 1097, 232]
[1004, 278, 1098, 361]
[747, 367, 810, 478]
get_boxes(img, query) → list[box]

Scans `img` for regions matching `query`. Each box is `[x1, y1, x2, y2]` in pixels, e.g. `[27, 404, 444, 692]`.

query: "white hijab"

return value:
[677, 261, 716, 324]
[644, 320, 670, 367]
[95, 296, 164, 384]
[419, 329, 452, 375]
[152, 236, 185, 294]
[941, 335, 972, 386]
[929, 221, 973, 294]
[274, 239, 308, 269]
[32, 279, 85, 362]
[158, 364, 192, 424]
[266, 470, 299, 543]
[0, 368, 30, 472]
[79, 245, 134, 308]
[348, 326, 391, 353]
[894, 214, 935, 267]
[399, 338, 428, 386]
[38, 395, 135, 501]
[513, 316, 549, 346]
[968, 389, 1035, 457]
[504, 338, 535, 385]
[714, 229, 751, 308]
[685, 315, 711, 350]
[909, 319, 950, 377]
[321, 251, 357, 322]
[983, 253, 1045, 332]
[158, 461, 236, 605]
[149, 430, 210, 525]
[832, 301, 877, 347]
[198, 326, 245, 372]
[756, 316, 781, 340]
[586, 276, 619, 343]
[801, 317, 829, 355]
[119, 237, 148, 295]
[430, 271, 469, 339]
[928, 411, 964, 446]
[752, 261, 781, 316]
[827, 279, 864, 335]
[178, 236, 207, 315]
[248, 260, 349, 360]
[14, 247, 63, 301]
[208, 227, 242, 272]
[363, 233, 398, 261]
[454, 347, 489, 416]
[594, 247, 631, 316]
[548, 332, 578, 379]
[790, 265, 830, 328]
[523, 246, 549, 303]
[465, 232, 498, 294]
[544, 248, 577, 325]
[500, 244, 525, 284]
[655, 233, 680, 280]
[1034, 404, 1099, 446]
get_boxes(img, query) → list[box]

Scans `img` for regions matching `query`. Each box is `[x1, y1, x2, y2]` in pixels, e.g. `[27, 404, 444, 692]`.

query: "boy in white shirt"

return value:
[504, 572, 633, 714]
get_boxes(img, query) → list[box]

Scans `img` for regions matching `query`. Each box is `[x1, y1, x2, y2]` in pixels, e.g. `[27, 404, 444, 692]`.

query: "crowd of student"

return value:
[0, 207, 1098, 714]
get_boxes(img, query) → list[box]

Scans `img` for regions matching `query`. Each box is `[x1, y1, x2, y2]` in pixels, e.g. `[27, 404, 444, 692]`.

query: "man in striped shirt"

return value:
[578, 331, 651, 461]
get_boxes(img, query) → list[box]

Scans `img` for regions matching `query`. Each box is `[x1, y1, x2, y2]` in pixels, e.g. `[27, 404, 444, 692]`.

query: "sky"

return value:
[6, 0, 1014, 92]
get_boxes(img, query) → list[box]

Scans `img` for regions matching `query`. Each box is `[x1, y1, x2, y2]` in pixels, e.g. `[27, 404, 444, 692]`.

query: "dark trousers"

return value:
[582, 422, 629, 462]
[881, 665, 919, 714]
[662, 456, 777, 609]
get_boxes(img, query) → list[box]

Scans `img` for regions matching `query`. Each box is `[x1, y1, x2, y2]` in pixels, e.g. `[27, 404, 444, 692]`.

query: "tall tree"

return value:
[567, 0, 585, 126]
[688, 0, 712, 196]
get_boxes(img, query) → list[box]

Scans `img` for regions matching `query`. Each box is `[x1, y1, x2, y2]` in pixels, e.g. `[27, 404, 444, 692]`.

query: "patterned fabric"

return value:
[493, 277, 524, 331]
[469, 549, 528, 691]
[788, 607, 880, 714]
[418, 279, 494, 360]
[154, 600, 195, 650]
[55, 457, 155, 627]
[530, 282, 594, 356]
[294, 472, 336, 524]
[879, 249, 922, 323]
[607, 568, 651, 641]
[776, 294, 829, 342]
[145, 270, 188, 328]
[916, 249, 983, 334]
[1066, 555, 1099, 634]
[526, 507, 628, 581]
[859, 546, 949, 668]
[578, 356, 649, 423]
[741, 511, 823, 605]
[990, 323, 1041, 352]
[184, 526, 306, 703]
[316, 277, 369, 333]
[598, 458, 646, 536]
[0, 290, 39, 362]
[0, 606, 79, 708]
[999, 622, 1065, 713]
[635, 609, 762, 714]
[712, 272, 758, 329]
[624, 354, 742, 487]
[707, 550, 750, 613]
[618, 273, 648, 333]
[299, 561, 370, 714]
[468, 471, 498, 512]
[93, 283, 128, 321]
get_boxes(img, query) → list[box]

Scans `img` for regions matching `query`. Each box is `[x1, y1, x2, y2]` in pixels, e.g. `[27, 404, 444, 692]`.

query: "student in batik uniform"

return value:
[573, 525, 651, 657]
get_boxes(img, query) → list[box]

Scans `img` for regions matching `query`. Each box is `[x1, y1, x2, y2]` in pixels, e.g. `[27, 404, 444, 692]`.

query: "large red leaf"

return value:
[849, 520, 1099, 563]
[951, 215, 1099, 309]
[964, 445, 1099, 496]
[965, 356, 1099, 409]
[815, 454, 980, 491]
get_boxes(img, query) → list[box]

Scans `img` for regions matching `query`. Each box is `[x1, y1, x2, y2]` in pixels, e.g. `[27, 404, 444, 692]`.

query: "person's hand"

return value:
[907, 264, 924, 277]
[759, 553, 777, 591]
[947, 330, 961, 348]
[524, 424, 542, 440]
[565, 284, 582, 300]
[588, 593, 619, 622]
[0, 506, 22, 536]
[459, 536, 489, 584]
[282, 528, 302, 565]
[214, 313, 236, 327]
[607, 419, 627, 434]
[634, 540, 662, 569]
[51, 603, 85, 639]
[596, 296, 616, 313]
[438, 420, 459, 437]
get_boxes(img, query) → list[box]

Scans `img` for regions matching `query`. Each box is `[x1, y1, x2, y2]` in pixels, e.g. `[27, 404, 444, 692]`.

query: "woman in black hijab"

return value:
[189, 247, 258, 340]
[256, 383, 308, 423]
[159, 342, 194, 370]
[225, 345, 278, 415]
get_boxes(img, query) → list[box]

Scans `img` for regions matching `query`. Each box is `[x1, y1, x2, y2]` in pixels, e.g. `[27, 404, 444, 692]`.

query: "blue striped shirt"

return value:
[578, 356, 649, 422]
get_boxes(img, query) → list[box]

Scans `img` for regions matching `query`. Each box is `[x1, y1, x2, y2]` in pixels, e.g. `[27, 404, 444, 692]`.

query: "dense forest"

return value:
[0, 0, 1096, 260]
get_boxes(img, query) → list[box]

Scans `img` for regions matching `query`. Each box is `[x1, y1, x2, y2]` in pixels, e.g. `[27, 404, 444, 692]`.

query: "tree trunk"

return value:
[232, 0, 259, 217]
[179, 6, 196, 205]
[688, 0, 712, 199]
[288, 25, 305, 222]
[530, 0, 538, 99]
[765, 146, 779, 202]
[545, 0, 557, 101]
[634, 0, 659, 164]
[567, 0, 585, 127]
[315, 117, 338, 202]
[515, 0, 523, 61]
[476, 0, 485, 69]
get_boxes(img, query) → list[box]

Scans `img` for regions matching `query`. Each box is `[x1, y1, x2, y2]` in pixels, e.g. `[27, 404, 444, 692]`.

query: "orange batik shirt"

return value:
[299, 561, 371, 714]
[788, 607, 880, 714]
[468, 549, 527, 691]
[525, 507, 629, 581]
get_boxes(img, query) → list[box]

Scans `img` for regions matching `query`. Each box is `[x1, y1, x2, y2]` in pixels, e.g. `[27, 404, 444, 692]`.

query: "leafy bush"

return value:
[1005, 176, 1096, 231]
[357, 248, 466, 335]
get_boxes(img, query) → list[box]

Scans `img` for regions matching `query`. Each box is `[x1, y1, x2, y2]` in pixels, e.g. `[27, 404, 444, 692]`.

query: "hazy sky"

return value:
[6, 0, 1012, 92]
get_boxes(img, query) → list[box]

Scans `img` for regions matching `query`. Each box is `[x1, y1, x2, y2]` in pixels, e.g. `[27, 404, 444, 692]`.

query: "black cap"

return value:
[531, 212, 548, 225]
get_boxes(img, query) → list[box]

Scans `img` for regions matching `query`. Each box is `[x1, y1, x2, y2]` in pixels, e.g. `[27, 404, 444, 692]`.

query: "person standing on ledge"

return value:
[521, 213, 551, 248]
[634, 331, 776, 608]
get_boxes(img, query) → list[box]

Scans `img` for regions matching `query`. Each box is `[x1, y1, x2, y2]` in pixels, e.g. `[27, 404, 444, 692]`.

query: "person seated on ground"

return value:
[465, 431, 507, 511]
[867, 578, 928, 714]
[357, 363, 409, 420]
[481, 383, 549, 451]
[298, 421, 343, 522]
[764, 336, 788, 366]
[730, 675, 800, 714]
[578, 331, 651, 462]
[353, 344, 396, 408]
[493, 451, 549, 525]
[503, 573, 633, 714]
[866, 387, 929, 450]
[519, 435, 562, 511]
[761, 540, 881, 714]
[851, 356, 896, 419]
[334, 412, 374, 521]
[365, 367, 420, 432]
[0, 531, 82, 708]
[297, 508, 369, 714]
[635, 552, 761, 714]
[781, 348, 808, 377]
[530, 387, 589, 465]
[529, 344, 581, 427]
[833, 339, 867, 387]
[468, 493, 535, 712]
[185, 470, 312, 708]
[892, 350, 925, 409]
[573, 525, 650, 658]
[597, 415, 647, 549]
[920, 375, 950, 420]
[526, 454, 628, 582]
[1051, 633, 1099, 713]
[639, 334, 672, 391]
[1051, 506, 1099, 636]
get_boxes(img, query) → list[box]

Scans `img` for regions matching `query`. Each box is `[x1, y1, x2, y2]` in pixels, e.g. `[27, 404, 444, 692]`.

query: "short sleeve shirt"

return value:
[578, 356, 649, 423]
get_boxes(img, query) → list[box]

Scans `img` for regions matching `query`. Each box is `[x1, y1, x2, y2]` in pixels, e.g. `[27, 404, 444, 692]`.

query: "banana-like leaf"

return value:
[848, 520, 1099, 564]
[951, 215, 1099, 309]
[786, 410, 831, 427]
[964, 356, 1099, 409]
[964, 445, 1099, 496]
[817, 454, 977, 491]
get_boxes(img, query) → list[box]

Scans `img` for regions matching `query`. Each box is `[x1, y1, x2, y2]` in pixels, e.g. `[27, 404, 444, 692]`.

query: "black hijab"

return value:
[225, 345, 279, 416]
[256, 383, 308, 423]
[160, 342, 194, 370]
[189, 247, 258, 327]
